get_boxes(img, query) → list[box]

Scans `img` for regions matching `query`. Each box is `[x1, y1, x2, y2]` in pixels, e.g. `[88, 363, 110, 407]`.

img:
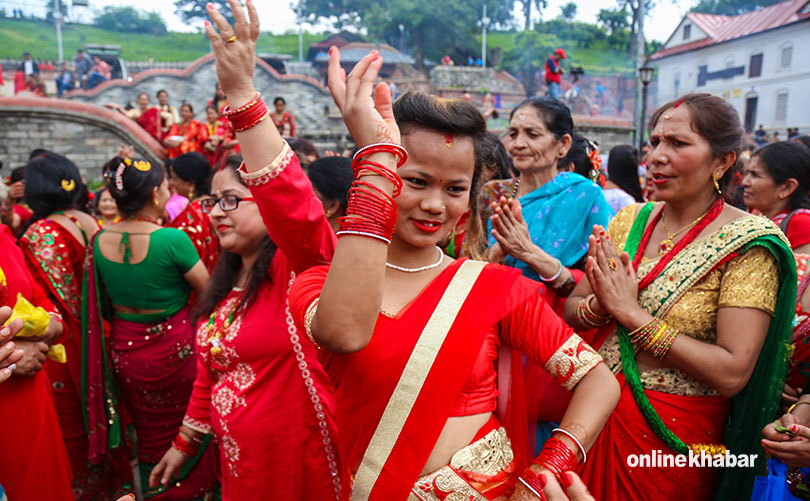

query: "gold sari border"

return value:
[351, 260, 487, 500]
[237, 141, 293, 187]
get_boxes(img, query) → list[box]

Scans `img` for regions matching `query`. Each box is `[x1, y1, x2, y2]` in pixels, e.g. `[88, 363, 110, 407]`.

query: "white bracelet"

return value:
[552, 427, 587, 464]
[335, 230, 392, 245]
[539, 258, 563, 282]
[518, 476, 544, 498]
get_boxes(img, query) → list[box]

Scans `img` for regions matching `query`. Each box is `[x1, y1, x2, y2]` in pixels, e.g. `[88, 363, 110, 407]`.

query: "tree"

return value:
[560, 2, 577, 22]
[518, 0, 547, 31]
[175, 0, 234, 27]
[500, 30, 560, 96]
[46, 0, 68, 22]
[692, 0, 782, 15]
[96, 7, 168, 35]
[597, 7, 629, 35]
[296, 0, 515, 71]
[621, 0, 655, 58]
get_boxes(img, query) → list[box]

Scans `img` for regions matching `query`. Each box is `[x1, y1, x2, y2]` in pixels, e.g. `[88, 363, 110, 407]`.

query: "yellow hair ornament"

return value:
[123, 157, 132, 166]
[61, 179, 76, 192]
[133, 160, 152, 172]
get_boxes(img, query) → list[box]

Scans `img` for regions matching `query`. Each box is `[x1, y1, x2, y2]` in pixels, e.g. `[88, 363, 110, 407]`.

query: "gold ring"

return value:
[609, 258, 618, 271]
[225, 35, 237, 43]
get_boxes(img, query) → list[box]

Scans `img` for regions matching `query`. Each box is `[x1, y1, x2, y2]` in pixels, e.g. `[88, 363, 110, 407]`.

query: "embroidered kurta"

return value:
[170, 199, 220, 273]
[183, 142, 340, 500]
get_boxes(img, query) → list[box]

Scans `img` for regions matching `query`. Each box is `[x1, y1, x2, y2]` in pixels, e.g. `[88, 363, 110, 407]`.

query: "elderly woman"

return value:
[481, 97, 612, 299]
[564, 94, 797, 500]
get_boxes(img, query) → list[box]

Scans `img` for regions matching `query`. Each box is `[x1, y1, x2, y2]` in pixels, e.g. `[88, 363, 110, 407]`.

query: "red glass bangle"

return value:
[222, 92, 261, 116]
[234, 110, 270, 132]
[172, 434, 199, 456]
[353, 160, 403, 197]
[520, 468, 547, 498]
[353, 143, 408, 168]
[227, 99, 269, 131]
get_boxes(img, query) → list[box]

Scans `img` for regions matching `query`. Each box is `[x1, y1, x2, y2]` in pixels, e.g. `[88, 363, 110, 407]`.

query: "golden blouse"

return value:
[599, 204, 780, 396]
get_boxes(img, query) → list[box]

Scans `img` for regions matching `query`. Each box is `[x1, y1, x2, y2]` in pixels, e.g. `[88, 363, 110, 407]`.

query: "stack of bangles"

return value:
[575, 294, 611, 328]
[172, 426, 202, 457]
[222, 92, 270, 132]
[627, 317, 679, 359]
[335, 143, 408, 244]
[520, 428, 586, 498]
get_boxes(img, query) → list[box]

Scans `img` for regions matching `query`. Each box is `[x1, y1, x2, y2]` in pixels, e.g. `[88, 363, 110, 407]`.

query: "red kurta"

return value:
[183, 145, 340, 500]
[0, 224, 74, 500]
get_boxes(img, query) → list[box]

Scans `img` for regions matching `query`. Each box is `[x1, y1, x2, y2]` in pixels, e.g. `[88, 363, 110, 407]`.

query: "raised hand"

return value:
[203, 0, 261, 102]
[327, 47, 400, 149]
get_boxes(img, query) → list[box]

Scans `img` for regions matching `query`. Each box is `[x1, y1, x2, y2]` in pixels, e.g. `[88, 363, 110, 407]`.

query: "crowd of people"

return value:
[3, 2, 810, 500]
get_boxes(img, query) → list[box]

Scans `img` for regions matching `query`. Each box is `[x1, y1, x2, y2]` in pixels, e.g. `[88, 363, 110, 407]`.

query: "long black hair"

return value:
[19, 152, 84, 237]
[306, 156, 353, 217]
[168, 152, 211, 197]
[191, 162, 278, 325]
[752, 141, 810, 211]
[607, 145, 644, 202]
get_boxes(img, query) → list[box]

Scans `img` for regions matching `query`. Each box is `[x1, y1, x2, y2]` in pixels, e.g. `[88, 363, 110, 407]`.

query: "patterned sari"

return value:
[166, 120, 209, 159]
[20, 217, 132, 499]
[581, 203, 796, 501]
[170, 200, 220, 273]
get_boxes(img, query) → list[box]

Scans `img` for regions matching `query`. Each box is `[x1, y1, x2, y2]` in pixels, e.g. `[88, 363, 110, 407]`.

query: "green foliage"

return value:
[536, 19, 606, 49]
[95, 7, 167, 35]
[175, 0, 234, 26]
[560, 2, 577, 22]
[597, 7, 629, 35]
[692, 0, 783, 15]
[45, 0, 68, 22]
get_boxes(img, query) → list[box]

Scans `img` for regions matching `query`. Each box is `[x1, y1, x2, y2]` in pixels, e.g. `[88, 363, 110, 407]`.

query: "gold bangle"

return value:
[627, 317, 655, 339]
[642, 322, 668, 351]
[788, 401, 810, 414]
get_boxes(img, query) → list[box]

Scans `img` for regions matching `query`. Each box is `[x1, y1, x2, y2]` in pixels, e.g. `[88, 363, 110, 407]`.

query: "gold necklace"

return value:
[658, 204, 712, 256]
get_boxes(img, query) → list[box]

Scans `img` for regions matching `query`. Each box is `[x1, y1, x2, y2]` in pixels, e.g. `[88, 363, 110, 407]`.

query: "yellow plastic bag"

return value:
[4, 293, 67, 363]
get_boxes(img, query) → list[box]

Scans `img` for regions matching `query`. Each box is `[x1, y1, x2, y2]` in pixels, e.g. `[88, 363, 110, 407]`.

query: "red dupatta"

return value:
[136, 107, 164, 143]
[331, 259, 533, 500]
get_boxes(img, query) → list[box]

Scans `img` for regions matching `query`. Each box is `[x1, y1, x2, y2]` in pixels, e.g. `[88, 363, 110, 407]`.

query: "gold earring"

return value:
[713, 173, 722, 195]
[325, 208, 335, 218]
[153, 198, 159, 207]
[189, 187, 195, 200]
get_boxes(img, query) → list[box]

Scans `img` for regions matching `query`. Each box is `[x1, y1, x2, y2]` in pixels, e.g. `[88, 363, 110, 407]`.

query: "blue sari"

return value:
[487, 172, 612, 279]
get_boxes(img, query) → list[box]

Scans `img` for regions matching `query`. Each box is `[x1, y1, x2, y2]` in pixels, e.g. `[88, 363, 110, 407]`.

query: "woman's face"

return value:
[168, 169, 195, 198]
[209, 169, 266, 256]
[98, 189, 118, 217]
[181, 106, 193, 122]
[206, 107, 219, 123]
[647, 106, 730, 203]
[393, 128, 474, 250]
[155, 177, 171, 210]
[507, 106, 570, 173]
[157, 91, 169, 106]
[741, 156, 793, 215]
[274, 100, 285, 113]
[137, 93, 150, 111]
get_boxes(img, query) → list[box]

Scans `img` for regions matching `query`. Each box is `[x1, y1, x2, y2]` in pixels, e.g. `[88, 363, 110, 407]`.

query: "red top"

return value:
[0, 224, 74, 500]
[183, 147, 340, 500]
[773, 209, 810, 250]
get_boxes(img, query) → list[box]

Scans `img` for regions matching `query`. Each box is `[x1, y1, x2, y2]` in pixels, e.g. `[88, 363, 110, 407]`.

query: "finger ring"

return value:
[225, 35, 237, 43]
[7, 363, 16, 371]
[609, 258, 618, 271]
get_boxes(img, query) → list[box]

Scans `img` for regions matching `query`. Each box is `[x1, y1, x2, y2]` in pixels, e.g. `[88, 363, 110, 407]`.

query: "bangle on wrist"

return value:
[539, 258, 563, 282]
[788, 401, 810, 414]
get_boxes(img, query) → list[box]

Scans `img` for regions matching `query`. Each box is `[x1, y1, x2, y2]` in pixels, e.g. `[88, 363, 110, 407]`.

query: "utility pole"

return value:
[633, 1, 646, 150]
[481, 2, 488, 68]
[54, 0, 64, 63]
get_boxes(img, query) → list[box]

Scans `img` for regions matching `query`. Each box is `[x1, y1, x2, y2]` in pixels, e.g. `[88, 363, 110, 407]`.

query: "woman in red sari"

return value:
[741, 141, 810, 396]
[564, 94, 796, 500]
[84, 156, 218, 499]
[202, 105, 238, 168]
[107, 92, 164, 142]
[286, 35, 619, 500]
[271, 96, 296, 138]
[150, 9, 339, 498]
[0, 221, 74, 500]
[165, 104, 209, 159]
[19, 153, 132, 499]
[168, 152, 220, 272]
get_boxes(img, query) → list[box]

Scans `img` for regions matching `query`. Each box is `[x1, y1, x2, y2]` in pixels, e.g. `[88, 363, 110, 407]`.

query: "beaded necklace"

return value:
[206, 300, 241, 356]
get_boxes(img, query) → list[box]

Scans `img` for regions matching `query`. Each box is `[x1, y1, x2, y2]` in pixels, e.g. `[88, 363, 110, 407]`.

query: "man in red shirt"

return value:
[544, 48, 566, 100]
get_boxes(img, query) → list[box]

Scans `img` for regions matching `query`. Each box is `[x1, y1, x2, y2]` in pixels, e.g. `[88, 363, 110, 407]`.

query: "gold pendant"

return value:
[658, 239, 672, 256]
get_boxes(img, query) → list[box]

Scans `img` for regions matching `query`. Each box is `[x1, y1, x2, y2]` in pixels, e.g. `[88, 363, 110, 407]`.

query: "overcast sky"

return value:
[5, 0, 690, 43]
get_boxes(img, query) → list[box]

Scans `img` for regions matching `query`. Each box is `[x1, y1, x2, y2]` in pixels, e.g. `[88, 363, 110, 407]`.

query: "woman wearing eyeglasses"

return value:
[147, 6, 339, 499]
[83, 157, 219, 499]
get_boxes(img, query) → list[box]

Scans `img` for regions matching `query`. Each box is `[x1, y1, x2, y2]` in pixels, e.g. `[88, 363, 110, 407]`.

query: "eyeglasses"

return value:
[200, 195, 255, 214]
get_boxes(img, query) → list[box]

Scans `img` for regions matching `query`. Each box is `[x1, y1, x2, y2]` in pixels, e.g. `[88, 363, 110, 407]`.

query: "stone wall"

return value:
[572, 115, 635, 152]
[0, 96, 166, 180]
[64, 53, 346, 142]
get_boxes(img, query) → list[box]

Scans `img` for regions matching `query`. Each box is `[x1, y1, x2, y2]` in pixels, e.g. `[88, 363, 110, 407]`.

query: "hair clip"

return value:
[133, 160, 152, 172]
[115, 162, 126, 191]
[123, 157, 132, 166]
[61, 179, 76, 192]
